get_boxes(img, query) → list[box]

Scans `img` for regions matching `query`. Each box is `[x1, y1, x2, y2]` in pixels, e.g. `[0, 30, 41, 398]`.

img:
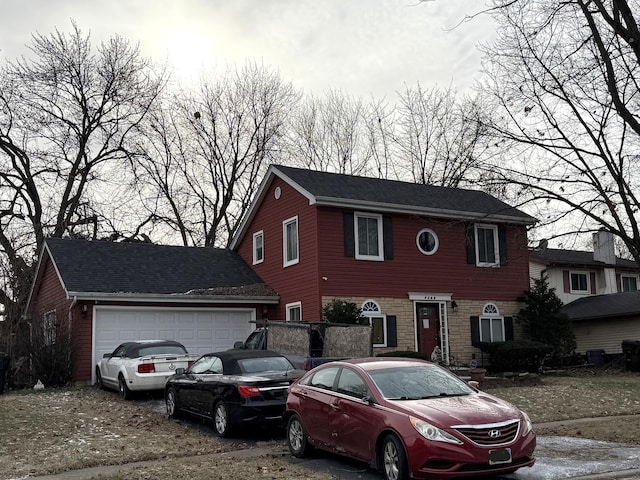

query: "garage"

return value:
[92, 306, 256, 383]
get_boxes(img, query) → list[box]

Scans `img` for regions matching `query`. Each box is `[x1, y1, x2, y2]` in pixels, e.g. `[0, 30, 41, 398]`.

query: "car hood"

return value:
[388, 392, 522, 426]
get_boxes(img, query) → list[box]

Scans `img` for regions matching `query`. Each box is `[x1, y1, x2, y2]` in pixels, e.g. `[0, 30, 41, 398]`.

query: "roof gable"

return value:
[231, 164, 536, 249]
[563, 291, 640, 320]
[44, 238, 274, 298]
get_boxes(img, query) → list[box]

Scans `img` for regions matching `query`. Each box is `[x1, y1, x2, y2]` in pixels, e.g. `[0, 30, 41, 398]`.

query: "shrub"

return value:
[483, 340, 553, 373]
[376, 350, 428, 360]
[517, 275, 576, 364]
[322, 299, 367, 325]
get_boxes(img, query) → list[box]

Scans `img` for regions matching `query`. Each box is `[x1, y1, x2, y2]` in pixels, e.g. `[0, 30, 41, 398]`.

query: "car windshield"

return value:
[237, 356, 293, 374]
[368, 364, 474, 400]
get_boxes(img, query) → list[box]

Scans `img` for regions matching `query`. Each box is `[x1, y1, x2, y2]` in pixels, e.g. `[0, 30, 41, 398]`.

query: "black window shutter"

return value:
[563, 270, 570, 293]
[343, 211, 355, 257]
[504, 316, 514, 341]
[383, 215, 394, 260]
[498, 224, 508, 265]
[470, 316, 480, 346]
[465, 223, 476, 264]
[386, 315, 397, 347]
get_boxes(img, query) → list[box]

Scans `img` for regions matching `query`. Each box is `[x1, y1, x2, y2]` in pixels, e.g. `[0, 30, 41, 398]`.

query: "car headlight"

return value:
[410, 416, 463, 445]
[521, 411, 533, 436]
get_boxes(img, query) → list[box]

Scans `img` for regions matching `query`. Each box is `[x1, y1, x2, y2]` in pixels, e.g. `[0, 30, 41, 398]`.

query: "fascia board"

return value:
[23, 242, 70, 318]
[65, 291, 280, 304]
[313, 196, 537, 225]
[229, 165, 318, 250]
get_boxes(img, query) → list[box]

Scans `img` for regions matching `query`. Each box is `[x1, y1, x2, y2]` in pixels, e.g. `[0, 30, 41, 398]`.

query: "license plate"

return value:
[489, 448, 512, 465]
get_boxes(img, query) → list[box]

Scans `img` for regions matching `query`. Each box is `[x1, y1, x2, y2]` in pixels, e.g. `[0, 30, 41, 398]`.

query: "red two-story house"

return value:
[231, 165, 537, 366]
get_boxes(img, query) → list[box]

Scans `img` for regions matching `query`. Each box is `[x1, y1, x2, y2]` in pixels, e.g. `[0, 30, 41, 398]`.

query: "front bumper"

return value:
[406, 431, 536, 479]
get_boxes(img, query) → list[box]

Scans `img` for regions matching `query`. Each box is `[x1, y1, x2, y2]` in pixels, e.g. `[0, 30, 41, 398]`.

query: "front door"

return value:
[416, 303, 439, 358]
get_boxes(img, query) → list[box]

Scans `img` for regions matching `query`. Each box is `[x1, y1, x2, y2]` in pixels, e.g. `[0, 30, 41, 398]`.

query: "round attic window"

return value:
[416, 228, 439, 255]
[274, 186, 282, 199]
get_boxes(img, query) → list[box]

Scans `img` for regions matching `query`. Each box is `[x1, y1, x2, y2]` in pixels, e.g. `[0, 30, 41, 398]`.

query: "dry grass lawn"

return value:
[0, 371, 638, 480]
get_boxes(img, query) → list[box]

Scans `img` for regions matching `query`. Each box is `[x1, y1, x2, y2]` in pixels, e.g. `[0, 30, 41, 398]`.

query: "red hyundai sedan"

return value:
[284, 358, 535, 480]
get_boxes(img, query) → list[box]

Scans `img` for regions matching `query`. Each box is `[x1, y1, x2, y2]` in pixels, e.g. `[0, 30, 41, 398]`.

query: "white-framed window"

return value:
[570, 271, 589, 293]
[416, 228, 439, 255]
[43, 310, 57, 346]
[479, 303, 504, 343]
[286, 301, 302, 322]
[355, 212, 384, 261]
[621, 275, 638, 292]
[253, 230, 264, 265]
[474, 224, 499, 267]
[362, 299, 387, 347]
[283, 216, 299, 267]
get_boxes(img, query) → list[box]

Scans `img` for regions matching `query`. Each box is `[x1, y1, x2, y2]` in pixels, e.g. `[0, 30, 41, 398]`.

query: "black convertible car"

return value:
[164, 349, 304, 437]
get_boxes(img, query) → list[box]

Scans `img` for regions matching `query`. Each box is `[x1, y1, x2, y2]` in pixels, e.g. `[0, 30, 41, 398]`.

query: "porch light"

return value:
[451, 301, 458, 313]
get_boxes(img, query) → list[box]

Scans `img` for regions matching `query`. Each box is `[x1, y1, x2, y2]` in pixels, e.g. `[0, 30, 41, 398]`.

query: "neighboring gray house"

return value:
[529, 231, 639, 305]
[529, 231, 640, 357]
[562, 291, 640, 356]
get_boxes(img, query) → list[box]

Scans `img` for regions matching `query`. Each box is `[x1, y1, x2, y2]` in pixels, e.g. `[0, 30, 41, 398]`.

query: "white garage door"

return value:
[92, 306, 255, 382]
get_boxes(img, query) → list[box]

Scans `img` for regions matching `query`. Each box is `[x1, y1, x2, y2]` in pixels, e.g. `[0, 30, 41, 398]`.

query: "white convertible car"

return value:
[96, 340, 199, 400]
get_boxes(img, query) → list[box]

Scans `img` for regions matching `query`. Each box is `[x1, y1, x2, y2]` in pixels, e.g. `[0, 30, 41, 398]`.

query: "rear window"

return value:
[237, 356, 293, 374]
[137, 345, 187, 357]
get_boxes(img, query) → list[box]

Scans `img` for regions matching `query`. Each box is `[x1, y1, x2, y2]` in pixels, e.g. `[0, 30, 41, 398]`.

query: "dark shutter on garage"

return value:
[590, 272, 596, 294]
[504, 316, 514, 341]
[383, 215, 393, 260]
[386, 315, 397, 347]
[470, 316, 480, 347]
[498, 224, 508, 266]
[343, 211, 355, 257]
[465, 223, 476, 264]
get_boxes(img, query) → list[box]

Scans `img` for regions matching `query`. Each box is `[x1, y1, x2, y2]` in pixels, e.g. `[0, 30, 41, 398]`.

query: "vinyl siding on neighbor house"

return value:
[572, 317, 640, 354]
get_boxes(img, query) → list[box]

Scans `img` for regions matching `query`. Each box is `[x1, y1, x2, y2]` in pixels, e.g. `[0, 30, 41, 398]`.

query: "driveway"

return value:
[141, 397, 640, 480]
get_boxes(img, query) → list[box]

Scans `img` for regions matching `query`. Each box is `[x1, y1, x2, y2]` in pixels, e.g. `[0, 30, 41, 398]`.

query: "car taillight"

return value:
[137, 363, 156, 374]
[238, 385, 261, 397]
[303, 359, 312, 370]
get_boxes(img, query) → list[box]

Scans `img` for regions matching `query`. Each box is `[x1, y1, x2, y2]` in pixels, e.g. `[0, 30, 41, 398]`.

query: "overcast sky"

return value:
[1, 0, 495, 99]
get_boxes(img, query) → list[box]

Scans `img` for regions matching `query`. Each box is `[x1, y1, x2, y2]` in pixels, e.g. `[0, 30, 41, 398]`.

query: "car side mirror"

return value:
[175, 368, 185, 375]
[233, 341, 245, 349]
[362, 395, 375, 404]
[102, 353, 112, 358]
[468, 380, 480, 390]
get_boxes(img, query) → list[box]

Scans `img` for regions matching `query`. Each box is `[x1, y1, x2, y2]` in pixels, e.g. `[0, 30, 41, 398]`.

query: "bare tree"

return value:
[284, 90, 382, 176]
[132, 62, 299, 247]
[477, 0, 640, 265]
[393, 84, 488, 187]
[0, 23, 165, 378]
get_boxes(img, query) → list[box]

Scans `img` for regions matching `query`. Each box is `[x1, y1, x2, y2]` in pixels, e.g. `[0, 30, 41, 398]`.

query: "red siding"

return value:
[317, 207, 530, 301]
[237, 178, 322, 319]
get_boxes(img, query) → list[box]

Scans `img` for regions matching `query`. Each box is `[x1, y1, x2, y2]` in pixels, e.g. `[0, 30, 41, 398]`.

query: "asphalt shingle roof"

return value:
[530, 248, 638, 269]
[562, 290, 640, 320]
[274, 165, 536, 223]
[45, 238, 273, 296]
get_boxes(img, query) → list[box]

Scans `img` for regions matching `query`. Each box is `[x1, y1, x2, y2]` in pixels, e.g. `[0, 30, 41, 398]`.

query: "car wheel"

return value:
[95, 368, 104, 390]
[213, 401, 231, 437]
[286, 414, 310, 457]
[166, 387, 180, 419]
[382, 434, 409, 480]
[118, 374, 132, 400]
